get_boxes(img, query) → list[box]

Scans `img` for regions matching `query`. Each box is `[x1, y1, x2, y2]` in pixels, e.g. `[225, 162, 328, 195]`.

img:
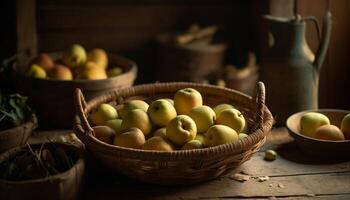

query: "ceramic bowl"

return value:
[286, 109, 350, 158]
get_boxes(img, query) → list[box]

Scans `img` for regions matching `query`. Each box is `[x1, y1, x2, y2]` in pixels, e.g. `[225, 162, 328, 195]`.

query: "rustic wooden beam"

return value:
[16, 0, 37, 72]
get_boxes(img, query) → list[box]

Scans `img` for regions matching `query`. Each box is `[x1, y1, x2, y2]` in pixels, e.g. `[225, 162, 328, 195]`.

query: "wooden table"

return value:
[29, 128, 350, 200]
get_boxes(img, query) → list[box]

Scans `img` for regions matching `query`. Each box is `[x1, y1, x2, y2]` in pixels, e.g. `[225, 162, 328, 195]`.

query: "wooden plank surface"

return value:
[28, 128, 350, 199]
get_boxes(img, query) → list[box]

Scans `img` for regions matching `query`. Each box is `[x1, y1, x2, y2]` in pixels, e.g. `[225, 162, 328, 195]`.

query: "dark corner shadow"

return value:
[80, 153, 219, 199]
[275, 141, 350, 165]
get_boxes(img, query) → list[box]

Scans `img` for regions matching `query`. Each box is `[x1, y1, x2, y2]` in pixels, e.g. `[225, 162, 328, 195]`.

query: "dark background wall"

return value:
[1, 0, 349, 110]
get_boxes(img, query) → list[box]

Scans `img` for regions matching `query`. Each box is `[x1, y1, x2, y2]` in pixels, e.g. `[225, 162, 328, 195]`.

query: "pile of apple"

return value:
[90, 88, 249, 151]
[300, 112, 350, 141]
[25, 44, 123, 80]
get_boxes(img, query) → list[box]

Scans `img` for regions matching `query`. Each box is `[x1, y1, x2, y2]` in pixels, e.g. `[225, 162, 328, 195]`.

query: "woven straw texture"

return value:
[74, 82, 273, 184]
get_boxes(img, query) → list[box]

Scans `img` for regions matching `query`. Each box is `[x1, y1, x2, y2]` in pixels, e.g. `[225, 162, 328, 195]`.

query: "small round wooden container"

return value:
[0, 143, 85, 200]
[74, 82, 273, 185]
[15, 53, 137, 129]
[0, 113, 37, 153]
[286, 109, 350, 158]
[156, 34, 227, 82]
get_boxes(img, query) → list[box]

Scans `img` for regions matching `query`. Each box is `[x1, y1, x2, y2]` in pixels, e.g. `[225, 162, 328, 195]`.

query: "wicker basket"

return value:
[73, 82, 273, 184]
[15, 53, 137, 129]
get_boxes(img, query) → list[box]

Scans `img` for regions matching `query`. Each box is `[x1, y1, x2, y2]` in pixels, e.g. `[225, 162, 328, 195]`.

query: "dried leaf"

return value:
[230, 173, 250, 182]
[277, 183, 285, 188]
[257, 176, 270, 182]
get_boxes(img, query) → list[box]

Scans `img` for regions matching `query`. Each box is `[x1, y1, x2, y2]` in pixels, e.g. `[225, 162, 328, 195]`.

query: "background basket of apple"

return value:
[14, 44, 137, 128]
[74, 81, 273, 184]
[287, 109, 350, 158]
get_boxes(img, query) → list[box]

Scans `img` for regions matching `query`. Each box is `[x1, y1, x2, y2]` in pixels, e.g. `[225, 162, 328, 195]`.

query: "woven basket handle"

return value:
[253, 81, 265, 129]
[74, 88, 93, 135]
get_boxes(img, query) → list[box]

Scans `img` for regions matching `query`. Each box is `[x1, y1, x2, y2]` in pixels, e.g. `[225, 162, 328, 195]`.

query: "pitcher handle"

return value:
[304, 16, 321, 43]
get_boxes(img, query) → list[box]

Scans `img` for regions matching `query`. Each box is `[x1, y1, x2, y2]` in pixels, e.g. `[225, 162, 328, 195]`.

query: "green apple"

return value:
[121, 109, 153, 136]
[181, 140, 203, 150]
[26, 64, 47, 79]
[147, 99, 177, 126]
[205, 125, 238, 147]
[105, 119, 122, 135]
[341, 113, 350, 139]
[114, 127, 145, 149]
[62, 44, 87, 68]
[174, 88, 203, 115]
[188, 105, 216, 133]
[90, 103, 118, 126]
[300, 112, 330, 138]
[92, 125, 116, 144]
[213, 103, 235, 118]
[238, 133, 249, 139]
[195, 133, 205, 144]
[314, 124, 345, 141]
[153, 127, 167, 138]
[142, 136, 174, 151]
[107, 67, 123, 77]
[216, 108, 246, 133]
[166, 115, 197, 146]
[118, 100, 149, 119]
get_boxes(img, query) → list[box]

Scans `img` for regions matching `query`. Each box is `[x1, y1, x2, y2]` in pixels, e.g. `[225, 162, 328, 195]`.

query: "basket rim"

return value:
[74, 82, 274, 161]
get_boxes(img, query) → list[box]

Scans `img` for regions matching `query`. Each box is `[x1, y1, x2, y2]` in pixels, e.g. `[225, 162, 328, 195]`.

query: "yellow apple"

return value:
[174, 88, 203, 115]
[181, 140, 203, 150]
[76, 61, 107, 80]
[188, 105, 216, 133]
[31, 53, 55, 72]
[26, 64, 47, 79]
[90, 103, 118, 126]
[314, 124, 345, 141]
[62, 44, 87, 68]
[105, 119, 122, 134]
[118, 100, 149, 119]
[300, 112, 330, 138]
[205, 125, 238, 147]
[213, 103, 235, 118]
[142, 136, 174, 151]
[107, 67, 123, 77]
[121, 109, 153, 136]
[147, 99, 177, 126]
[114, 127, 145, 149]
[163, 98, 174, 106]
[216, 108, 246, 133]
[87, 48, 108, 69]
[341, 113, 350, 139]
[92, 125, 116, 144]
[153, 127, 167, 138]
[166, 115, 197, 146]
